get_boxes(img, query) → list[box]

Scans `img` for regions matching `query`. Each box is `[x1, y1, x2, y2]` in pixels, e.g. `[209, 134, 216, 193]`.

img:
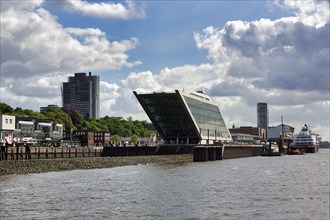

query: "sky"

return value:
[0, 0, 329, 140]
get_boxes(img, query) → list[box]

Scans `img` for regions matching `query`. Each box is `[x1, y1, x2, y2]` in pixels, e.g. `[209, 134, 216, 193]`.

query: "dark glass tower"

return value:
[62, 72, 100, 119]
[257, 102, 268, 138]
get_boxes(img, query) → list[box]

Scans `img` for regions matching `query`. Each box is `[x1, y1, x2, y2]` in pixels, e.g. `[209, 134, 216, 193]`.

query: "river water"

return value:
[1, 150, 329, 220]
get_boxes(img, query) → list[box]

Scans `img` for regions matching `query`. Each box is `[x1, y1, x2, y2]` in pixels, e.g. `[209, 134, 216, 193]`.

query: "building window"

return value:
[9, 119, 12, 124]
[5, 119, 8, 123]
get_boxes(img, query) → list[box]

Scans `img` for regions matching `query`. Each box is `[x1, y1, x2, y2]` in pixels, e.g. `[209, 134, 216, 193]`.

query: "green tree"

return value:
[0, 103, 13, 114]
[106, 117, 125, 135]
[112, 134, 121, 145]
[0, 103, 156, 137]
[85, 120, 99, 131]
[130, 134, 139, 144]
[62, 107, 84, 127]
[13, 107, 24, 116]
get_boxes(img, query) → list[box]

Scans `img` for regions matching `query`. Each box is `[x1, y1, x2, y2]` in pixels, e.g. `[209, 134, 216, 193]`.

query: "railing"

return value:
[0, 146, 103, 161]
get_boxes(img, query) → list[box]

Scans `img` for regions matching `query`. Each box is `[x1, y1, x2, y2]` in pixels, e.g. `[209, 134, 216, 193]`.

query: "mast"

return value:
[281, 116, 284, 146]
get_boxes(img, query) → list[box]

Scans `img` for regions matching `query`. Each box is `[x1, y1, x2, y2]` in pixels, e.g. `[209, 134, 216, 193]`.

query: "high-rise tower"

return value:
[257, 102, 268, 138]
[62, 72, 100, 119]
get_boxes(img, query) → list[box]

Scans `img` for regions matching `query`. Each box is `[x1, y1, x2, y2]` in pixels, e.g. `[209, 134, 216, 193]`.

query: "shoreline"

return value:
[0, 154, 193, 176]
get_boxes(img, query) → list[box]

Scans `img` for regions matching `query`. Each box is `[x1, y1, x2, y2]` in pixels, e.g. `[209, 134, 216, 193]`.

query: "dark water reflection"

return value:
[1, 150, 329, 219]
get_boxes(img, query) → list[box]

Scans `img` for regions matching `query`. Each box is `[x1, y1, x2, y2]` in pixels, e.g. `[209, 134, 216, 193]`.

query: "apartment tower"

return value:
[62, 72, 100, 119]
[257, 102, 268, 139]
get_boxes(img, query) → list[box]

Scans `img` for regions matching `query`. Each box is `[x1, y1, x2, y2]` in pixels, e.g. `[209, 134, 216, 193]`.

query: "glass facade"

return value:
[139, 93, 199, 143]
[183, 95, 231, 141]
[257, 103, 268, 129]
[134, 90, 232, 144]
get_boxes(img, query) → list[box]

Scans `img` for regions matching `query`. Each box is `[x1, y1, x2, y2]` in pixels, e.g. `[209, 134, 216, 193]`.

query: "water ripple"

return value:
[0, 150, 329, 220]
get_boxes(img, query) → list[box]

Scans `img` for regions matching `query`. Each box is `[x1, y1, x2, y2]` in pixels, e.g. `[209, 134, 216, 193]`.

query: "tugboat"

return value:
[291, 124, 319, 153]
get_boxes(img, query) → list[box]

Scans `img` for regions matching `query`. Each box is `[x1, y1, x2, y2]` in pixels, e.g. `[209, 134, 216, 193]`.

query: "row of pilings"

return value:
[193, 146, 224, 162]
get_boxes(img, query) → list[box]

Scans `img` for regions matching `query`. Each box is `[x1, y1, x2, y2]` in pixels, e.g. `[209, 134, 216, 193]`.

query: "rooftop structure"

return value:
[229, 126, 266, 140]
[134, 90, 232, 145]
[268, 124, 295, 141]
[62, 72, 100, 119]
[40, 105, 60, 114]
[230, 133, 262, 143]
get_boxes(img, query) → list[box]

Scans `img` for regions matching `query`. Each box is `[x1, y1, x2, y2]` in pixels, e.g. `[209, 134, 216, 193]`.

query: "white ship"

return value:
[292, 124, 319, 153]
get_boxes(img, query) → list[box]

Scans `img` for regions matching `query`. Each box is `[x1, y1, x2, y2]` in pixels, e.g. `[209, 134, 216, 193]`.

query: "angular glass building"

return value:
[134, 90, 232, 145]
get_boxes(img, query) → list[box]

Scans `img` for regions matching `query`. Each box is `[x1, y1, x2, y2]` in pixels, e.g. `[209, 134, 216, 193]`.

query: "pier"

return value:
[0, 144, 265, 162]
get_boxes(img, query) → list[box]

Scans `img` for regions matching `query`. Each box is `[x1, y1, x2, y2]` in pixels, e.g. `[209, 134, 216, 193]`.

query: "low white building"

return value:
[0, 114, 16, 144]
[1, 115, 63, 146]
[268, 124, 295, 140]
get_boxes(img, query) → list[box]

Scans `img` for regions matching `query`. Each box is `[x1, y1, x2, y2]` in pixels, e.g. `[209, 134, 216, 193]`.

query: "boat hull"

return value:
[291, 145, 319, 153]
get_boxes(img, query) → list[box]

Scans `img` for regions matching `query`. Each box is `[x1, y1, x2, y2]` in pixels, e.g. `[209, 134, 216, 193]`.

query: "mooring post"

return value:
[16, 144, 19, 160]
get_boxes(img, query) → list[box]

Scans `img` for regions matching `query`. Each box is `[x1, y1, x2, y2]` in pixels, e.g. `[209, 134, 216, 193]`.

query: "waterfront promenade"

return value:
[0, 154, 192, 176]
[0, 144, 264, 175]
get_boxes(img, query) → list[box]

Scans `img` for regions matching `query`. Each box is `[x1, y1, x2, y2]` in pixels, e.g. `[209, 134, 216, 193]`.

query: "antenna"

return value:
[61, 86, 63, 107]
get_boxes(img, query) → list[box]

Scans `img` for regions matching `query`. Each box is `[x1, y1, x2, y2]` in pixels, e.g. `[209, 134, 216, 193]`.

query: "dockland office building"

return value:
[134, 90, 232, 145]
[62, 72, 100, 119]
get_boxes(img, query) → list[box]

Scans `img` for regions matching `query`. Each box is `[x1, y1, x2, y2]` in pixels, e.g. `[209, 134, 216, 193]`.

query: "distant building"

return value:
[320, 141, 330, 148]
[15, 117, 36, 142]
[40, 104, 60, 113]
[229, 126, 266, 140]
[62, 72, 100, 119]
[230, 133, 262, 143]
[257, 103, 269, 138]
[0, 115, 15, 145]
[268, 124, 295, 142]
[134, 90, 232, 145]
[0, 115, 63, 146]
[15, 117, 63, 144]
[74, 131, 110, 147]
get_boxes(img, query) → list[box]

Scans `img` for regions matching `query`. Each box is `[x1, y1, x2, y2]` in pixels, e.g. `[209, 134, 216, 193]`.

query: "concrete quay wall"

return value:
[1, 144, 264, 161]
[101, 145, 193, 157]
[102, 144, 264, 161]
[222, 144, 264, 159]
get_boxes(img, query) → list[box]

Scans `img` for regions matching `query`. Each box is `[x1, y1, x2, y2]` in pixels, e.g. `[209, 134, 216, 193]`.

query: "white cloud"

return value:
[102, 64, 217, 118]
[0, 73, 67, 109]
[61, 0, 145, 19]
[0, 1, 141, 79]
[158, 64, 215, 91]
[0, 0, 329, 140]
[194, 2, 329, 94]
[191, 0, 329, 139]
[0, 0, 44, 12]
[274, 0, 329, 28]
[99, 81, 120, 116]
[0, 0, 142, 120]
